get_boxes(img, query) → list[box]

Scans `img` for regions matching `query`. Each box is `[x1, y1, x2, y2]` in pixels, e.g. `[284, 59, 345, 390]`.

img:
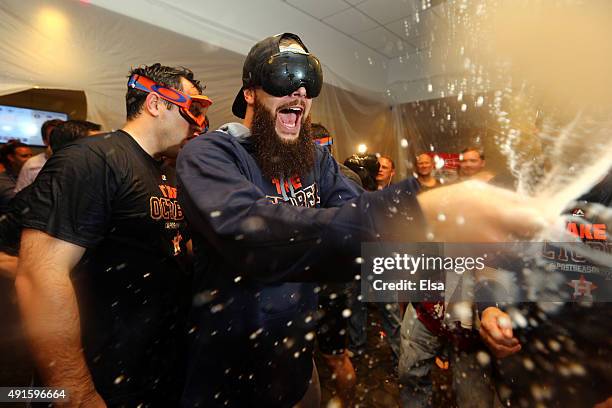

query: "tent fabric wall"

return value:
[0, 0, 419, 176]
[0, 0, 245, 130]
[312, 84, 397, 169]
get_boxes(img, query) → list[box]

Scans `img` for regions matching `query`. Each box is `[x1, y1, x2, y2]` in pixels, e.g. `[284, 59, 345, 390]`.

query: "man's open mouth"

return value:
[277, 106, 304, 133]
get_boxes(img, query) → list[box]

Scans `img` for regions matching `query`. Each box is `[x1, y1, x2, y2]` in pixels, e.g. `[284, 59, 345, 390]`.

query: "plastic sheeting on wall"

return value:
[0, 0, 424, 177]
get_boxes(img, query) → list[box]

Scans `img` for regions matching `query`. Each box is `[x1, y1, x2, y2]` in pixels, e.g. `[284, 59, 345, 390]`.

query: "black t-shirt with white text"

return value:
[22, 130, 191, 406]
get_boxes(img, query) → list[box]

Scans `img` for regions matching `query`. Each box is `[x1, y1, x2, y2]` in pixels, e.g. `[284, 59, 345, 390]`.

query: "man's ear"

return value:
[244, 88, 256, 105]
[144, 92, 162, 118]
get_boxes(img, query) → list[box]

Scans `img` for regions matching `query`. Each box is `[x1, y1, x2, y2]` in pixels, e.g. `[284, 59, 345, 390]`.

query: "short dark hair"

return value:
[49, 120, 92, 152]
[378, 154, 395, 169]
[69, 120, 101, 132]
[41, 119, 64, 144]
[310, 123, 330, 140]
[0, 140, 28, 166]
[461, 147, 484, 160]
[126, 63, 202, 120]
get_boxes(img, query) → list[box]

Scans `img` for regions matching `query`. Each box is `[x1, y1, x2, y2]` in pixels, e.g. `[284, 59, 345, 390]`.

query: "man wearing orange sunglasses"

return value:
[127, 73, 212, 131]
[16, 63, 211, 407]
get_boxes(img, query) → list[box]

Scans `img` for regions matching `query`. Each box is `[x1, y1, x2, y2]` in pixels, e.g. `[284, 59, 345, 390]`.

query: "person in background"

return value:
[48, 120, 101, 153]
[14, 119, 63, 193]
[0, 140, 32, 213]
[311, 123, 361, 187]
[376, 154, 396, 189]
[414, 153, 439, 191]
[14, 120, 100, 194]
[69, 120, 103, 136]
[398, 168, 496, 408]
[399, 147, 501, 408]
[0, 119, 101, 278]
[458, 147, 493, 182]
[343, 153, 403, 363]
[311, 122, 358, 407]
[0, 119, 102, 399]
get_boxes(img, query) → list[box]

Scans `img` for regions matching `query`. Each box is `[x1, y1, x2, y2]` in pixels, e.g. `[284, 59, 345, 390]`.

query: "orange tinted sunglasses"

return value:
[127, 74, 213, 128]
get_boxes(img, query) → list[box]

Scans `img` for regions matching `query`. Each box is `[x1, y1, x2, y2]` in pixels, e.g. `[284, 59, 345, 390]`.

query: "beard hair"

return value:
[251, 98, 315, 181]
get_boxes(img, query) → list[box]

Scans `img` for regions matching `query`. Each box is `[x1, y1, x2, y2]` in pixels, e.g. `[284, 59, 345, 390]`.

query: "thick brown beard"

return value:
[251, 98, 315, 181]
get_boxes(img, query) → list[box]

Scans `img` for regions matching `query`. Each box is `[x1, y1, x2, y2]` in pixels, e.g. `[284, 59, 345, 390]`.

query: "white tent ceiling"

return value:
[0, 0, 465, 128]
[89, 0, 460, 103]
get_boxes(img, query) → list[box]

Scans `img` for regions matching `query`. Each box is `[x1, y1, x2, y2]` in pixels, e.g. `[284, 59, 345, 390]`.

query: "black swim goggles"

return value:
[255, 51, 323, 98]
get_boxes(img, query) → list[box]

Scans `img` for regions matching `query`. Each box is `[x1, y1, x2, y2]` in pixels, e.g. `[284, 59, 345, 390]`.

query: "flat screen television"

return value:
[0, 105, 68, 146]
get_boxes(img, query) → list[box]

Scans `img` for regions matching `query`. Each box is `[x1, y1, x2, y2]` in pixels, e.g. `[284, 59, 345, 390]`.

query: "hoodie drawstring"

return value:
[279, 177, 290, 201]
[287, 179, 296, 199]
[279, 177, 297, 202]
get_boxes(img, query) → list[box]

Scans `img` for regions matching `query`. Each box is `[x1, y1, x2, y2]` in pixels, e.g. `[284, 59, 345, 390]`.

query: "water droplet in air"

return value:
[497, 315, 512, 329]
[476, 351, 490, 366]
[210, 304, 224, 313]
[548, 339, 561, 352]
[249, 328, 263, 340]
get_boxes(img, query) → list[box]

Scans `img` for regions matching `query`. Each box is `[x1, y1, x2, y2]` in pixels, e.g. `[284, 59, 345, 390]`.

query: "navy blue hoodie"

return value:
[177, 123, 423, 407]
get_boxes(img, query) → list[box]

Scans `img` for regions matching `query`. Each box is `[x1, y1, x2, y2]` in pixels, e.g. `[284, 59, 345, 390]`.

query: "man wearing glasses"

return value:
[16, 63, 212, 407]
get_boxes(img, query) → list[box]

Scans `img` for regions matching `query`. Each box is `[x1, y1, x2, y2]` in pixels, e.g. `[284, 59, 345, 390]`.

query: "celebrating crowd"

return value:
[0, 32, 610, 408]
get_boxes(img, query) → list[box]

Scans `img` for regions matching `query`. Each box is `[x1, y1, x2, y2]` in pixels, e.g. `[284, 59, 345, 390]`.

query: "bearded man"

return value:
[177, 33, 550, 408]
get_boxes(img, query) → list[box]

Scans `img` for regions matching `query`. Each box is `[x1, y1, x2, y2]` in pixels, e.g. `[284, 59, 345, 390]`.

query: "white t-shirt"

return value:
[14, 152, 47, 193]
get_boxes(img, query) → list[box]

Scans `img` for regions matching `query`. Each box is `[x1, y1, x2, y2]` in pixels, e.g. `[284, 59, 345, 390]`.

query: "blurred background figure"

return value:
[311, 123, 358, 407]
[376, 154, 395, 189]
[2, 120, 100, 247]
[68, 120, 102, 136]
[414, 153, 439, 191]
[0, 118, 101, 392]
[343, 152, 403, 364]
[345, 153, 380, 192]
[48, 120, 101, 153]
[458, 147, 494, 182]
[0, 140, 32, 214]
[14, 119, 63, 193]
